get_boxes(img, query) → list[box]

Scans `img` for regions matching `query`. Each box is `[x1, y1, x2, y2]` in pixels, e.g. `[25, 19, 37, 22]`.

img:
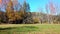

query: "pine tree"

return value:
[22, 1, 33, 24]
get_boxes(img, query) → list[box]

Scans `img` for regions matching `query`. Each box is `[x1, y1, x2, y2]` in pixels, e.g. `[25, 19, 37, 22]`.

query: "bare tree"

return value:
[46, 4, 51, 24]
[49, 1, 58, 24]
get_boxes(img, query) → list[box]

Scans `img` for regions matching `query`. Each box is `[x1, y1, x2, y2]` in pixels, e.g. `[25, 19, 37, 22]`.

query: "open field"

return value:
[0, 24, 60, 34]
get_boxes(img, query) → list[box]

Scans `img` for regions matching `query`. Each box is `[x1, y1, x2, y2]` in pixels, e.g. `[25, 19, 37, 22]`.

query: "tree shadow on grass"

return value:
[0, 26, 39, 32]
[0, 27, 16, 30]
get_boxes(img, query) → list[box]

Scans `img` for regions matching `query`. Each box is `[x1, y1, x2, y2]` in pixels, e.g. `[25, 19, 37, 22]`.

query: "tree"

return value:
[49, 2, 56, 24]
[46, 4, 51, 24]
[49, 2, 56, 15]
[6, 0, 15, 24]
[13, 0, 21, 11]
[22, 1, 33, 24]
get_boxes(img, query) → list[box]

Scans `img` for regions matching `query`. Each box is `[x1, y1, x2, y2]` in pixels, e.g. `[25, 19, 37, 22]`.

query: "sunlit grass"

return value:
[0, 24, 60, 34]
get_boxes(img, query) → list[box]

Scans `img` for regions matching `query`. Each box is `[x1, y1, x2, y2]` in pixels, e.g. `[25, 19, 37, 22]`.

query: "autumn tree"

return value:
[0, 0, 9, 23]
[6, 0, 15, 24]
[0, 11, 5, 23]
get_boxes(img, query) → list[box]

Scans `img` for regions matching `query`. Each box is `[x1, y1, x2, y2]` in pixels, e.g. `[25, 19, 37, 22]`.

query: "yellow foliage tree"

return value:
[6, 0, 15, 23]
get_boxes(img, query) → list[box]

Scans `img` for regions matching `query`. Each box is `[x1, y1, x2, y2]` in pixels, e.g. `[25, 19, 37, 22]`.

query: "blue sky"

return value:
[18, 0, 60, 13]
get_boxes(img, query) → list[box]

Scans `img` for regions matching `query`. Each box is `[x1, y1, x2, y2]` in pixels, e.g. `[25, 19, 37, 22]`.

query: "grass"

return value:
[0, 24, 60, 34]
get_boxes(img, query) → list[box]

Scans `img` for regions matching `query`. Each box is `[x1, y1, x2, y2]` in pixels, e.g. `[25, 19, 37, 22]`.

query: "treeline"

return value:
[32, 12, 60, 24]
[0, 0, 34, 24]
[0, 0, 60, 24]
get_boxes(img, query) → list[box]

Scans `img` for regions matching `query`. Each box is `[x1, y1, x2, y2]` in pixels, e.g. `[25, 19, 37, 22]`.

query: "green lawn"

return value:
[0, 24, 60, 34]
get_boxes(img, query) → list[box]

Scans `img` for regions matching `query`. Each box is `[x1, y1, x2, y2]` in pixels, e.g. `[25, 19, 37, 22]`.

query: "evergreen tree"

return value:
[22, 1, 33, 24]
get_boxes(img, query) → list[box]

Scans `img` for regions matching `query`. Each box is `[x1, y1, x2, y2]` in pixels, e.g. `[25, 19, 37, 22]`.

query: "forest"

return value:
[0, 0, 33, 24]
[0, 0, 60, 24]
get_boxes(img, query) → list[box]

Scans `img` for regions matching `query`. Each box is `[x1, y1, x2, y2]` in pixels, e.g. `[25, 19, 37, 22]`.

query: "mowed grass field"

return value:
[0, 24, 60, 34]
